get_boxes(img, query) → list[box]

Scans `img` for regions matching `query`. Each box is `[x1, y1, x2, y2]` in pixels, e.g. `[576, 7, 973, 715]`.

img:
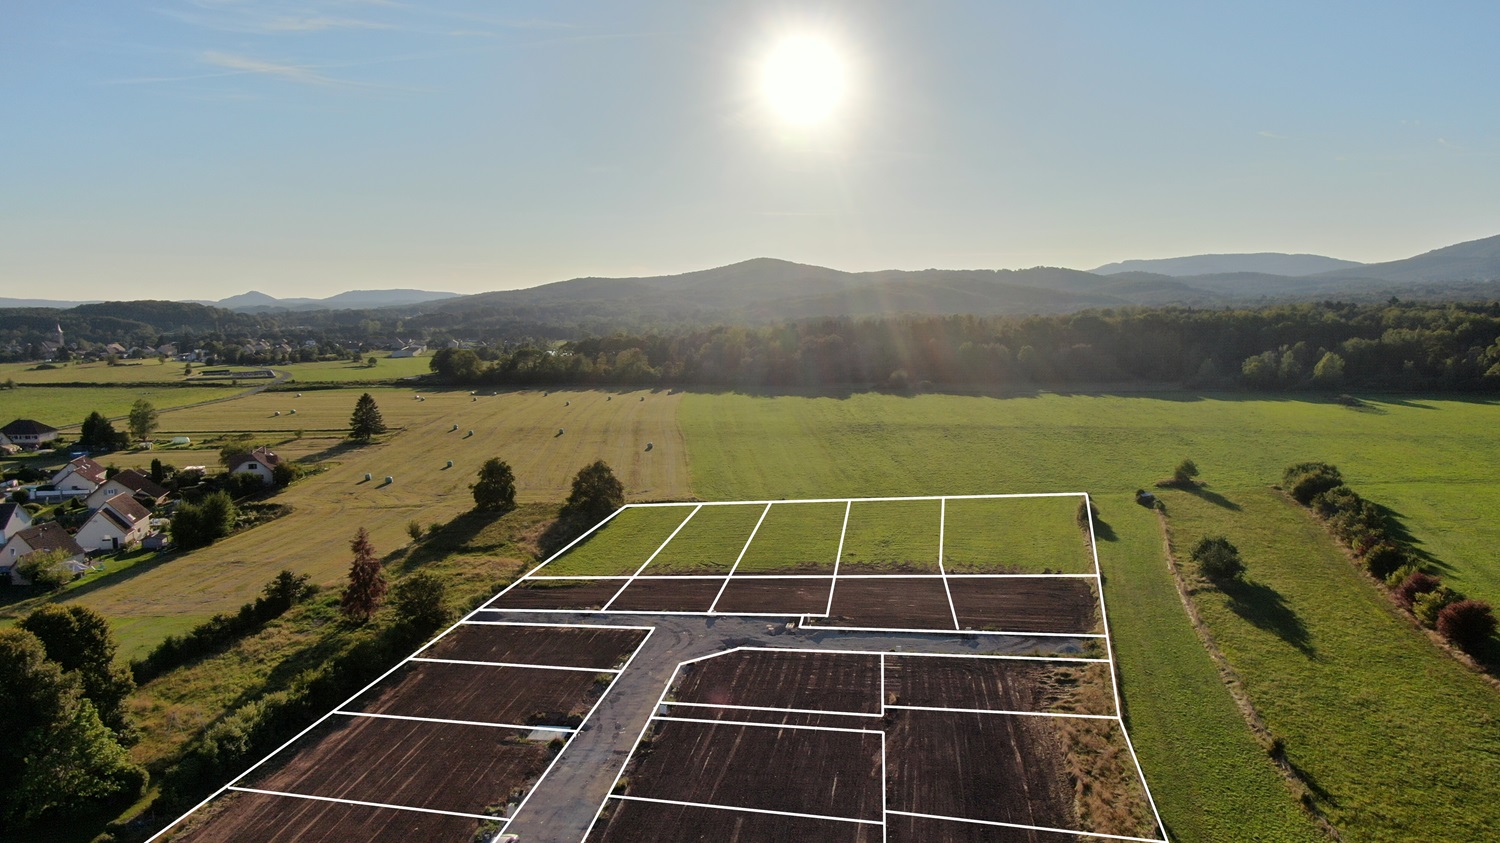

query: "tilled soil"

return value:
[947, 578, 1099, 634]
[589, 798, 880, 843]
[420, 623, 646, 669]
[607, 577, 725, 612]
[487, 580, 624, 610]
[712, 576, 835, 613]
[161, 789, 487, 843]
[673, 650, 882, 713]
[819, 576, 958, 630]
[344, 661, 603, 726]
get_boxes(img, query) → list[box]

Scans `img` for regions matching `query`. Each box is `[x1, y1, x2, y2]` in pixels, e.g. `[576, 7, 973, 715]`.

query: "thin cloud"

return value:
[262, 16, 395, 32]
[200, 51, 343, 85]
[1257, 130, 1289, 140]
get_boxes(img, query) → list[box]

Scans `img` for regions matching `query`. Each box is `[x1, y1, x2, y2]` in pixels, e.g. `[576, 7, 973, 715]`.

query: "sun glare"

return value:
[760, 34, 848, 127]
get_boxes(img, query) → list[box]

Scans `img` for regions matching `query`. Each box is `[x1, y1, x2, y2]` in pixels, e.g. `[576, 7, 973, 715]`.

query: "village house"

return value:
[84, 468, 169, 510]
[51, 455, 107, 495]
[0, 502, 33, 544]
[2, 522, 89, 585]
[75, 494, 154, 553]
[1, 418, 61, 450]
[228, 446, 281, 485]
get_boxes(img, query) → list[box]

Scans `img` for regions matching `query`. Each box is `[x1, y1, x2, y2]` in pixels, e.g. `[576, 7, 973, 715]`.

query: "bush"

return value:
[1436, 600, 1497, 653]
[1075, 498, 1098, 530]
[1393, 571, 1441, 609]
[1362, 542, 1409, 579]
[392, 572, 451, 637]
[1173, 459, 1199, 485]
[171, 491, 237, 550]
[1414, 586, 1460, 628]
[17, 549, 73, 591]
[406, 520, 423, 543]
[1190, 536, 1245, 581]
[1282, 462, 1344, 505]
[1310, 485, 1361, 519]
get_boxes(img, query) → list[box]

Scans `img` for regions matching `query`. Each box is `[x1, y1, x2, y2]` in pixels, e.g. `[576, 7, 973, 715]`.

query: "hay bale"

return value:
[273, 410, 281, 417]
[446, 460, 454, 468]
[558, 428, 565, 436]
[385, 476, 394, 484]
[363, 473, 372, 481]
[640, 396, 645, 401]
[296, 393, 302, 398]
[472, 396, 477, 402]
[289, 408, 297, 415]
[606, 396, 612, 401]
[564, 401, 570, 406]
[466, 430, 474, 437]
[451, 424, 459, 431]
[645, 442, 654, 452]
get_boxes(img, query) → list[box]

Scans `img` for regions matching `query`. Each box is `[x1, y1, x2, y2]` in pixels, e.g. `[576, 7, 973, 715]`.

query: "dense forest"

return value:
[424, 302, 1500, 392]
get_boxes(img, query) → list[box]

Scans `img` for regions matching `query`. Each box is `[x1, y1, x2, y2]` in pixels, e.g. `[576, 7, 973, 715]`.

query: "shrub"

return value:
[1382, 561, 1420, 589]
[1413, 586, 1459, 628]
[392, 572, 451, 637]
[1394, 571, 1442, 609]
[1310, 485, 1361, 519]
[1190, 536, 1245, 581]
[1436, 600, 1497, 653]
[1075, 498, 1099, 530]
[1362, 542, 1409, 579]
[1282, 462, 1343, 505]
[1173, 459, 1199, 485]
[406, 520, 423, 543]
[17, 549, 72, 591]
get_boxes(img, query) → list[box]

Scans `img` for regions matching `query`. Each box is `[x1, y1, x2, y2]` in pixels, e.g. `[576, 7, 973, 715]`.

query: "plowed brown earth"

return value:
[487, 580, 622, 610]
[607, 576, 724, 612]
[422, 623, 645, 669]
[885, 656, 1114, 716]
[241, 715, 550, 815]
[947, 578, 1098, 634]
[624, 719, 883, 820]
[711, 576, 834, 614]
[589, 799, 879, 843]
[674, 650, 881, 713]
[666, 705, 882, 733]
[886, 814, 1082, 843]
[820, 576, 957, 630]
[344, 662, 602, 726]
[163, 790, 485, 843]
[885, 710, 1073, 830]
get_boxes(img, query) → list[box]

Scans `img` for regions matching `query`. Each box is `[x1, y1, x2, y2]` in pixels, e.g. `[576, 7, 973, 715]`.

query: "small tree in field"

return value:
[406, 520, 423, 543]
[1173, 459, 1200, 486]
[1190, 536, 1245, 582]
[392, 572, 451, 636]
[471, 458, 516, 511]
[562, 460, 625, 527]
[127, 399, 158, 444]
[1437, 600, 1497, 653]
[340, 527, 386, 623]
[348, 393, 387, 442]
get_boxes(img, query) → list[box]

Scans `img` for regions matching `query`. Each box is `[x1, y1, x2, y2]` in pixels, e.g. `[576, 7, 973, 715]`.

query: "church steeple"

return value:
[54, 323, 64, 346]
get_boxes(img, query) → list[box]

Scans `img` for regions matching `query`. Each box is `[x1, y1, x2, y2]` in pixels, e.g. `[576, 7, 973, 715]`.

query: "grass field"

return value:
[273, 354, 433, 383]
[639, 503, 766, 574]
[540, 506, 693, 577]
[733, 500, 847, 574]
[6, 385, 240, 428]
[0, 360, 193, 384]
[839, 498, 943, 573]
[942, 495, 1093, 574]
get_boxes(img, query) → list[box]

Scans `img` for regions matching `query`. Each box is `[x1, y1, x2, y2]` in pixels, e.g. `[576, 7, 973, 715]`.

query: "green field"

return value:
[733, 500, 847, 573]
[6, 385, 240, 428]
[0, 360, 193, 384]
[839, 497, 943, 572]
[539, 505, 694, 577]
[943, 495, 1094, 574]
[639, 503, 766, 574]
[274, 354, 434, 383]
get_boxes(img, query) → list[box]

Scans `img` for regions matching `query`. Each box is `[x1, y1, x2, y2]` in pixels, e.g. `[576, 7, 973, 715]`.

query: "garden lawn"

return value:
[839, 498, 942, 573]
[639, 503, 767, 574]
[943, 495, 1094, 574]
[733, 500, 848, 574]
[538, 505, 694, 577]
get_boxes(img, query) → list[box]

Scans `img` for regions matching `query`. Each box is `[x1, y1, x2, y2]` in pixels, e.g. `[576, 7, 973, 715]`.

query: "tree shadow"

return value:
[1090, 513, 1118, 542]
[1375, 502, 1451, 573]
[300, 438, 364, 464]
[1220, 578, 1315, 656]
[1182, 483, 1242, 511]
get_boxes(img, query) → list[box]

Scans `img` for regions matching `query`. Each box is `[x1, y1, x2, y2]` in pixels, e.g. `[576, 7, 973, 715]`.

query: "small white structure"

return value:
[76, 494, 153, 553]
[227, 446, 281, 486]
[171, 436, 192, 446]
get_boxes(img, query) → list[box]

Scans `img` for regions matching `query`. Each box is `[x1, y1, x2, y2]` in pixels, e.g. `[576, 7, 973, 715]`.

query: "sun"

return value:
[759, 34, 848, 127]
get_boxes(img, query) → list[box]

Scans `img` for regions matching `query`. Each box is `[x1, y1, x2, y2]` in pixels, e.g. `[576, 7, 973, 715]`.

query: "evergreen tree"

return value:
[340, 527, 387, 623]
[127, 399, 159, 444]
[348, 392, 387, 441]
[18, 606, 134, 736]
[77, 411, 125, 453]
[471, 458, 517, 511]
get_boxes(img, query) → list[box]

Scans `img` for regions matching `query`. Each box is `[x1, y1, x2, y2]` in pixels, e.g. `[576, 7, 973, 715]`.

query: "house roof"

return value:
[104, 469, 169, 501]
[12, 522, 86, 559]
[96, 494, 151, 532]
[0, 502, 26, 526]
[228, 447, 281, 471]
[2, 418, 59, 436]
[58, 456, 107, 484]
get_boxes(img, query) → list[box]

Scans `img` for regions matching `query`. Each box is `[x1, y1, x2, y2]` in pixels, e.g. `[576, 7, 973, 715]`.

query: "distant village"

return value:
[3, 323, 459, 366]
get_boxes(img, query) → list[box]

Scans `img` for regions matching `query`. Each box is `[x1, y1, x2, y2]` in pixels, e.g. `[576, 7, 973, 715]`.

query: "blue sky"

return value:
[4, 1, 1499, 299]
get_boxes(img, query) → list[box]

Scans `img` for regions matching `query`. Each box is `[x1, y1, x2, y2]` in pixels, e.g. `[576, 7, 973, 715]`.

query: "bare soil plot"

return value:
[885, 709, 1074, 830]
[623, 719, 883, 820]
[540, 506, 695, 577]
[424, 624, 645, 669]
[242, 714, 550, 815]
[637, 503, 766, 574]
[606, 577, 724, 612]
[840, 498, 943, 573]
[712, 576, 834, 614]
[820, 576, 956, 630]
[674, 650, 881, 713]
[344, 662, 602, 727]
[732, 500, 848, 574]
[162, 790, 485, 843]
[947, 578, 1099, 634]
[663, 707, 881, 732]
[487, 580, 624, 611]
[885, 657, 1115, 716]
[943, 496, 1093, 574]
[589, 798, 879, 843]
[887, 814, 1083, 843]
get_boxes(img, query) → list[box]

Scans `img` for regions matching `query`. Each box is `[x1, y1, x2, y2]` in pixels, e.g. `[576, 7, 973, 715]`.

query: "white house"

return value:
[75, 494, 153, 553]
[227, 447, 281, 485]
[2, 522, 88, 585]
[0, 419, 61, 450]
[51, 456, 107, 495]
[0, 502, 32, 544]
[390, 345, 425, 358]
[84, 469, 169, 510]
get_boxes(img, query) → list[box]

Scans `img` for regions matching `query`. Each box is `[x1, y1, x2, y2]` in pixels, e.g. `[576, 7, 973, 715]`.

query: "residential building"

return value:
[75, 494, 153, 552]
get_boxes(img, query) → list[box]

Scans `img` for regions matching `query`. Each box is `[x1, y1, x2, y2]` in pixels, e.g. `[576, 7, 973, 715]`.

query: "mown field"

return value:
[4, 385, 240, 427]
[0, 352, 430, 386]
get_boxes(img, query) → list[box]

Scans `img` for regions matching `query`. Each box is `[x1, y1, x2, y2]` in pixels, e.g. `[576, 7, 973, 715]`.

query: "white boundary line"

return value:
[483, 504, 632, 602]
[823, 500, 852, 617]
[408, 656, 620, 673]
[600, 505, 702, 610]
[458, 619, 656, 631]
[707, 502, 773, 613]
[580, 654, 684, 841]
[651, 713, 883, 736]
[521, 572, 1099, 580]
[675, 645, 1109, 666]
[144, 619, 651, 842]
[624, 492, 1083, 506]
[224, 786, 503, 822]
[884, 705, 1117, 721]
[887, 809, 1167, 843]
[608, 794, 882, 826]
[937, 498, 961, 631]
[330, 710, 576, 732]
[801, 623, 1106, 638]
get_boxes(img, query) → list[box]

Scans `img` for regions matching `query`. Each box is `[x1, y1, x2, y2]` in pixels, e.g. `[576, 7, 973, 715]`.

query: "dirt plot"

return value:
[885, 657, 1115, 716]
[623, 719, 883, 820]
[606, 576, 725, 612]
[345, 662, 603, 726]
[589, 798, 880, 843]
[886, 814, 1083, 843]
[664, 707, 881, 733]
[947, 578, 1099, 634]
[242, 714, 550, 815]
[424, 624, 645, 669]
[487, 580, 624, 610]
[711, 576, 834, 614]
[674, 650, 881, 713]
[885, 709, 1074, 831]
[162, 790, 485, 843]
[820, 576, 957, 630]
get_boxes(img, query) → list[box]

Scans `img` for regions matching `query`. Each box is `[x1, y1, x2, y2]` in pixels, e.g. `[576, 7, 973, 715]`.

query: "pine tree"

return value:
[471, 458, 517, 511]
[340, 527, 387, 623]
[348, 392, 387, 442]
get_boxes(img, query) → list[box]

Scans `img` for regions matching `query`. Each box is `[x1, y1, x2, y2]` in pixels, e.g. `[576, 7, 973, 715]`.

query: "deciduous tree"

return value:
[472, 458, 517, 511]
[18, 606, 134, 735]
[127, 399, 159, 444]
